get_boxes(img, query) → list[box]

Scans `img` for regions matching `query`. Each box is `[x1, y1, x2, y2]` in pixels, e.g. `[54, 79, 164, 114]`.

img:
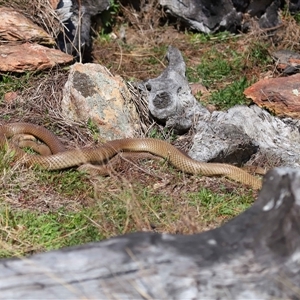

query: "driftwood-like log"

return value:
[0, 167, 300, 299]
[191, 104, 300, 167]
[159, 0, 283, 32]
[159, 0, 242, 33]
[143, 46, 210, 134]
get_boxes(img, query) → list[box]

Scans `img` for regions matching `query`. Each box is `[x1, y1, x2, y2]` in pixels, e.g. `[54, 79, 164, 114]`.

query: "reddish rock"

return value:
[0, 43, 74, 73]
[0, 7, 55, 45]
[244, 73, 300, 118]
[4, 91, 18, 104]
[189, 83, 209, 96]
[49, 0, 60, 9]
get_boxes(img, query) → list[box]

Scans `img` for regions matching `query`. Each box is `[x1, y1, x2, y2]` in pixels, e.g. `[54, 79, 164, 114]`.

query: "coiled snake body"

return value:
[0, 123, 262, 190]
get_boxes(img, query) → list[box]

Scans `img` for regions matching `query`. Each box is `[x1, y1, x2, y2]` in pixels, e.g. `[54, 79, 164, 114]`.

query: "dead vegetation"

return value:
[1, 0, 61, 41]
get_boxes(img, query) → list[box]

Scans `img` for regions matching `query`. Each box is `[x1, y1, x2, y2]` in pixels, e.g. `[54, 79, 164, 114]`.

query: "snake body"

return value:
[0, 122, 262, 190]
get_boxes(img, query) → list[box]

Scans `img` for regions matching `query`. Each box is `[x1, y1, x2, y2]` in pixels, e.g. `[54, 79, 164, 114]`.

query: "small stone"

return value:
[4, 91, 18, 104]
[272, 49, 300, 74]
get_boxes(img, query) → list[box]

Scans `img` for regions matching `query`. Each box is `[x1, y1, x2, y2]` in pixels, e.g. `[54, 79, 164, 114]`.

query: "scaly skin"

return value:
[0, 122, 262, 190]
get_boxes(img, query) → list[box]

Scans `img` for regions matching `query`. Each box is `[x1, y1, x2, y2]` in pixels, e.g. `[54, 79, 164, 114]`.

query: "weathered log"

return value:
[159, 0, 283, 32]
[143, 46, 210, 134]
[159, 0, 242, 33]
[0, 167, 300, 299]
[193, 104, 300, 167]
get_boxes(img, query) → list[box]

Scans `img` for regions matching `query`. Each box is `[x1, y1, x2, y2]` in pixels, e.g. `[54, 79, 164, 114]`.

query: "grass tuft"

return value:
[210, 77, 251, 109]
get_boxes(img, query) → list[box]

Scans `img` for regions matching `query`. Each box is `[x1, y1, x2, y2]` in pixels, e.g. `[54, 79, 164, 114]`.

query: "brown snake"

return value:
[0, 122, 262, 190]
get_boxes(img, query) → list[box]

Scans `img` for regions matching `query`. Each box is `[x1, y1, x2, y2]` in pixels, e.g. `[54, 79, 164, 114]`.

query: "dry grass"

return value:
[119, 0, 165, 31]
[2, 68, 96, 148]
[2, 0, 62, 40]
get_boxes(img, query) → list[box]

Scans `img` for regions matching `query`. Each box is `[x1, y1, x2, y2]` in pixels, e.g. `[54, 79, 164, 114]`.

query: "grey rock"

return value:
[142, 46, 300, 168]
[258, 0, 282, 28]
[289, 0, 300, 12]
[62, 63, 139, 140]
[159, 0, 284, 33]
[272, 49, 300, 74]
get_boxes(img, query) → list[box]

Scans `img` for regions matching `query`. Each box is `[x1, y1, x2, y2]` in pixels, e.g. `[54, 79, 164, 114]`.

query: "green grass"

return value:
[186, 40, 271, 109]
[0, 151, 101, 257]
[186, 47, 245, 86]
[0, 73, 32, 101]
[0, 206, 104, 258]
[186, 47, 249, 109]
[188, 31, 236, 44]
[148, 127, 178, 141]
[0, 181, 254, 258]
[246, 42, 272, 67]
[209, 76, 251, 108]
[292, 12, 300, 23]
[188, 187, 253, 221]
[87, 118, 101, 142]
[37, 169, 94, 197]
